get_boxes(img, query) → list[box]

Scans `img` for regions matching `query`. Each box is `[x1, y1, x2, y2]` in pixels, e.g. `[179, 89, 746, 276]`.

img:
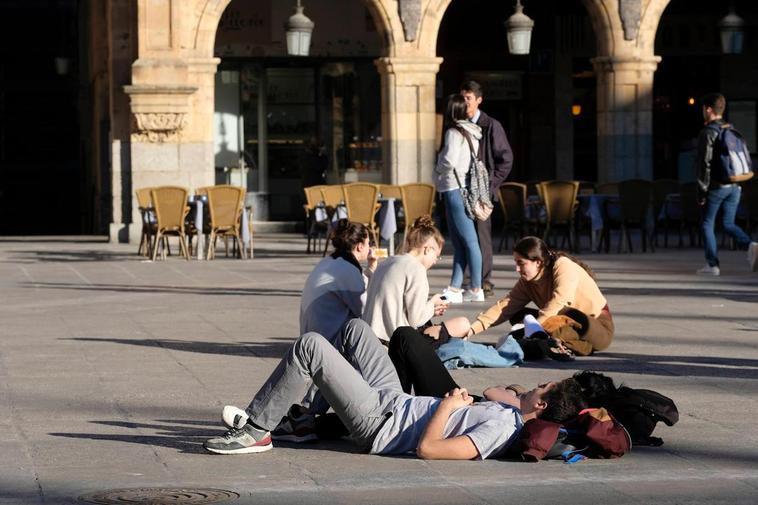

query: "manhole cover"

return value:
[78, 488, 239, 505]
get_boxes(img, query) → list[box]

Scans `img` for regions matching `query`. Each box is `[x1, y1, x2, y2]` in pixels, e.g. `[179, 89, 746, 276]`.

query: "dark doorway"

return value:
[0, 0, 88, 234]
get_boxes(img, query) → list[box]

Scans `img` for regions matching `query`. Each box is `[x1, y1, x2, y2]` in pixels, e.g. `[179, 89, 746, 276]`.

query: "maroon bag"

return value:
[514, 408, 631, 462]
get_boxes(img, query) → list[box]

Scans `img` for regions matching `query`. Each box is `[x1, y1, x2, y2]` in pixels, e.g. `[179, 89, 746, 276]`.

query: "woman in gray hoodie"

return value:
[435, 94, 484, 304]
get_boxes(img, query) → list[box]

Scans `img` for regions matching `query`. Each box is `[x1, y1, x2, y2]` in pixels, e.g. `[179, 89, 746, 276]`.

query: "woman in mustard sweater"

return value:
[468, 236, 613, 356]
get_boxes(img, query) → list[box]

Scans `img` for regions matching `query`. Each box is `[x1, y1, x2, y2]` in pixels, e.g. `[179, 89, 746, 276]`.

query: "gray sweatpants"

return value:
[246, 319, 403, 450]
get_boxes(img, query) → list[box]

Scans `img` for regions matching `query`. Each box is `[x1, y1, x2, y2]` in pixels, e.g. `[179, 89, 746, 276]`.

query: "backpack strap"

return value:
[455, 126, 483, 162]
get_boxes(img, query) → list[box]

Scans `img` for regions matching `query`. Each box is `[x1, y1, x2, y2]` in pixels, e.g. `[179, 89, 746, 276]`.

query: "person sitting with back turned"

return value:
[300, 219, 376, 343]
[204, 319, 587, 460]
[259, 219, 376, 442]
[466, 236, 613, 357]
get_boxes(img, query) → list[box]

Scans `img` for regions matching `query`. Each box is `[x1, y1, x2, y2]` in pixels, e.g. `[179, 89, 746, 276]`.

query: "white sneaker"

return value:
[440, 287, 463, 304]
[222, 405, 249, 429]
[462, 289, 485, 302]
[696, 265, 720, 276]
[748, 242, 758, 272]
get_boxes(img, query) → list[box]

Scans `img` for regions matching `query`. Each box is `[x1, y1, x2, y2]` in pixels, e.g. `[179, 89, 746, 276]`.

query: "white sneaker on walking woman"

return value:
[440, 287, 463, 304]
[462, 289, 485, 302]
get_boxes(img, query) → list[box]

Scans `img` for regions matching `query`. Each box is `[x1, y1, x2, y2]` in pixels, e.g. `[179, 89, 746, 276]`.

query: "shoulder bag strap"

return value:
[455, 126, 479, 161]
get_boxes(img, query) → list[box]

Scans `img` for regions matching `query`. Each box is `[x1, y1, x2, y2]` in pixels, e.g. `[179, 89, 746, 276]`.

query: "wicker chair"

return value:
[318, 185, 347, 255]
[497, 182, 528, 251]
[378, 184, 403, 200]
[601, 179, 655, 253]
[150, 186, 191, 261]
[303, 185, 327, 253]
[206, 185, 246, 260]
[135, 187, 156, 257]
[320, 185, 346, 218]
[537, 180, 580, 251]
[652, 178, 681, 247]
[399, 183, 435, 249]
[343, 183, 380, 245]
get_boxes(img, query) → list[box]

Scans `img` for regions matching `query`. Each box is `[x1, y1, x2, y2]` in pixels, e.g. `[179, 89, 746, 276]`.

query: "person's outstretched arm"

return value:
[469, 280, 531, 336]
[416, 388, 478, 460]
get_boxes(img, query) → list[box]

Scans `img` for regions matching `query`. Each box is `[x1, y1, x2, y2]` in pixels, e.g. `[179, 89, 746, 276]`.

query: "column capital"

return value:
[123, 84, 197, 142]
[591, 55, 662, 74]
[187, 57, 221, 74]
[374, 56, 443, 76]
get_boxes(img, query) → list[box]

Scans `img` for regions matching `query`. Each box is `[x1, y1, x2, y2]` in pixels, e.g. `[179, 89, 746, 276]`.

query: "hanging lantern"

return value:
[505, 0, 534, 55]
[718, 5, 744, 55]
[285, 0, 314, 56]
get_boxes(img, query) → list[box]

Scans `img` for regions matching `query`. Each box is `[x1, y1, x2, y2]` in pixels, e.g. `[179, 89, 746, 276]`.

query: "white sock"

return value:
[523, 314, 544, 338]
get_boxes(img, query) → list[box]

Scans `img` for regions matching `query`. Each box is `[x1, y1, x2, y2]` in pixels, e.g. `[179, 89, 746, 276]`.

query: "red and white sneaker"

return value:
[204, 424, 272, 455]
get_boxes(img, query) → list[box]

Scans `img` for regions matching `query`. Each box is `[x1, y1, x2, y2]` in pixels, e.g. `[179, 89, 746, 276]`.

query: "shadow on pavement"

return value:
[522, 351, 758, 380]
[50, 418, 360, 455]
[66, 337, 295, 358]
[1, 250, 136, 263]
[24, 282, 302, 297]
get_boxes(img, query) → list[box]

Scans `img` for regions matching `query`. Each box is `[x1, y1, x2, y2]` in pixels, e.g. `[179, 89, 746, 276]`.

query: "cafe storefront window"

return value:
[213, 0, 382, 221]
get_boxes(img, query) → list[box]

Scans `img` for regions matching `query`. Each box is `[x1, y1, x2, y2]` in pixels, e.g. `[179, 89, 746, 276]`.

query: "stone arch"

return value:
[638, 0, 672, 54]
[362, 0, 397, 56]
[193, 0, 233, 57]
[417, 0, 453, 57]
[582, 0, 617, 55]
[582, 0, 672, 57]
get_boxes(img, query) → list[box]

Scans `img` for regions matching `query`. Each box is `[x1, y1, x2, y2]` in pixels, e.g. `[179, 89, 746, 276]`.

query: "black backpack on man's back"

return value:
[707, 123, 754, 183]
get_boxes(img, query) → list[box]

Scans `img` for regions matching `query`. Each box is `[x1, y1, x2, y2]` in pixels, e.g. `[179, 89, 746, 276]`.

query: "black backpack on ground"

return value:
[602, 386, 679, 446]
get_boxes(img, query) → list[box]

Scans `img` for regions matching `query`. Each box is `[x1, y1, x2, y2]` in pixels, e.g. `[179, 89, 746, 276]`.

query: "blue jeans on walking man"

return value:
[701, 184, 752, 267]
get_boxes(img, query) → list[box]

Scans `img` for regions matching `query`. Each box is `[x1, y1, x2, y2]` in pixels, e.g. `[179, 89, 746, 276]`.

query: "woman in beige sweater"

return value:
[362, 216, 470, 344]
[468, 236, 613, 356]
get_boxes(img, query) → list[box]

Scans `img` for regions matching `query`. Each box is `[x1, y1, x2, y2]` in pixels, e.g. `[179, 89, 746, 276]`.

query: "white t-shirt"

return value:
[362, 255, 435, 342]
[370, 393, 524, 460]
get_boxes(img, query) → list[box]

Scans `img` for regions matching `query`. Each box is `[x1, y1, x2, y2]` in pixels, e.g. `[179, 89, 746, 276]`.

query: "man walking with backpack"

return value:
[695, 92, 757, 275]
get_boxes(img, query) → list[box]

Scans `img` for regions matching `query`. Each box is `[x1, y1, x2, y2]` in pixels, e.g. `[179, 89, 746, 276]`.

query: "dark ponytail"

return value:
[439, 94, 469, 151]
[331, 219, 369, 254]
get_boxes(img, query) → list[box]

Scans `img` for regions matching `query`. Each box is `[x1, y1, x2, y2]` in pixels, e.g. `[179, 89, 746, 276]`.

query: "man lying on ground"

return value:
[204, 319, 586, 460]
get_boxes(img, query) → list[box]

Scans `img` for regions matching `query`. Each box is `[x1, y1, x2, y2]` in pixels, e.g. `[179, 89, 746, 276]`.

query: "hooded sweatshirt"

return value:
[434, 120, 483, 193]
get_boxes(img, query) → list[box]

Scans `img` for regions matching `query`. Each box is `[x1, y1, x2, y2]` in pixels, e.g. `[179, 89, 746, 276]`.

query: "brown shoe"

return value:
[483, 281, 495, 298]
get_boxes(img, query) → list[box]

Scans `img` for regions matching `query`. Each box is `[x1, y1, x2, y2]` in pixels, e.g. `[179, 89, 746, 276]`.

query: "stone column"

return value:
[592, 55, 660, 182]
[374, 57, 442, 185]
[108, 0, 137, 243]
[115, 0, 223, 243]
[582, 0, 670, 182]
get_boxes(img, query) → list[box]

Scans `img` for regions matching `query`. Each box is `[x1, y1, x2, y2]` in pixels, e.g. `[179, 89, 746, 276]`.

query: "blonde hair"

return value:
[404, 215, 444, 252]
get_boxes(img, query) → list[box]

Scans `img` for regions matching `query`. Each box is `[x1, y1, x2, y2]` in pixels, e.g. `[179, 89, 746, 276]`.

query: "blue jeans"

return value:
[702, 184, 752, 267]
[442, 189, 482, 289]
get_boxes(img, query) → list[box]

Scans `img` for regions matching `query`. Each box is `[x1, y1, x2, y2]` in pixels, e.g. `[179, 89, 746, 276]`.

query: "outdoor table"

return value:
[377, 197, 398, 255]
[241, 206, 252, 258]
[658, 193, 683, 222]
[525, 195, 546, 223]
[187, 195, 208, 260]
[577, 194, 620, 252]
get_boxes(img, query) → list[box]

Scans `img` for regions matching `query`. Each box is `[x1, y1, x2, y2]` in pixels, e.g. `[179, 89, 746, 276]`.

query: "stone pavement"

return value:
[1, 234, 757, 505]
